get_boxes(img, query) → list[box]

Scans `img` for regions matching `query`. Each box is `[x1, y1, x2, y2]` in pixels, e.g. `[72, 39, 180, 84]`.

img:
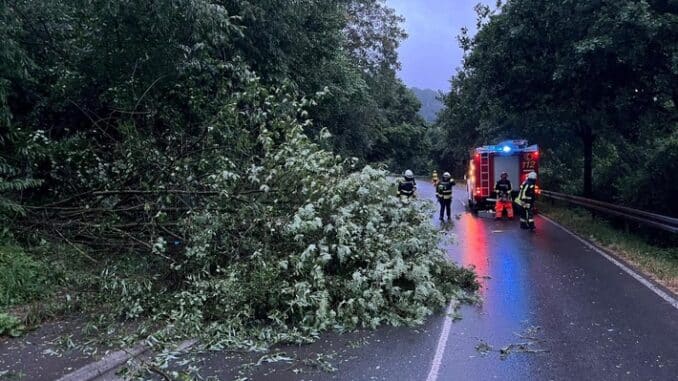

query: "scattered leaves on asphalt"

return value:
[475, 341, 492, 356]
[302, 352, 338, 373]
[476, 326, 549, 360]
[255, 352, 294, 366]
[347, 337, 369, 349]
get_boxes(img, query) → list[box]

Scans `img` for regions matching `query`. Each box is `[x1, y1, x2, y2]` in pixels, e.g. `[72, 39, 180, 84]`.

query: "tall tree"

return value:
[438, 0, 677, 201]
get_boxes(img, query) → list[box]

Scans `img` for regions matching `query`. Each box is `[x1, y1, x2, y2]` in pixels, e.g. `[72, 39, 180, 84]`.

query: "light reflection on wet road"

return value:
[419, 181, 678, 381]
[155, 180, 678, 381]
[422, 182, 541, 381]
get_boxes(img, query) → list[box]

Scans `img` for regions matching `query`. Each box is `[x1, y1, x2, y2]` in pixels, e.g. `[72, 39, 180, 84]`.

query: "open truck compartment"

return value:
[466, 139, 539, 212]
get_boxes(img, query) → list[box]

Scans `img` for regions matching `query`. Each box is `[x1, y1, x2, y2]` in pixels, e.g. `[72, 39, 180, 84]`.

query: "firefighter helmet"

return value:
[443, 172, 451, 179]
[528, 171, 537, 180]
[501, 171, 508, 179]
[404, 169, 414, 177]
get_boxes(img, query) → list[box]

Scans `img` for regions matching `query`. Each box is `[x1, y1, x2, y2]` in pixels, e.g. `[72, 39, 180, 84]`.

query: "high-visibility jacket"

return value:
[516, 179, 536, 206]
[397, 177, 417, 197]
[436, 180, 454, 200]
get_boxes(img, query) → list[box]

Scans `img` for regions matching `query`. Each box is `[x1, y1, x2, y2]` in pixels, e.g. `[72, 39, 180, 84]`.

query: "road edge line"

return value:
[425, 301, 455, 381]
[540, 214, 678, 310]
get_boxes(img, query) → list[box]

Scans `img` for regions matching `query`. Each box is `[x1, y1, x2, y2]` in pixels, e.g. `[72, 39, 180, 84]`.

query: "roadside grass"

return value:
[0, 311, 24, 337]
[540, 202, 678, 294]
[0, 244, 51, 336]
[0, 242, 104, 336]
[0, 244, 55, 307]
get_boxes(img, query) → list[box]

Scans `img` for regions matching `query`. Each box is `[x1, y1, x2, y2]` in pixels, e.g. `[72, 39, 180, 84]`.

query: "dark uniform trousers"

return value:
[437, 180, 454, 219]
[517, 180, 536, 229]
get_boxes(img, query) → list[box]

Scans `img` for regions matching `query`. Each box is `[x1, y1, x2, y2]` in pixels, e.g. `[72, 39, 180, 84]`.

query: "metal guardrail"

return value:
[541, 190, 678, 234]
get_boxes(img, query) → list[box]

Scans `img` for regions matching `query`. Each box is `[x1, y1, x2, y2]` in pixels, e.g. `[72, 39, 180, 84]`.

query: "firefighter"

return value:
[397, 169, 417, 201]
[494, 171, 514, 219]
[436, 172, 455, 221]
[516, 171, 537, 229]
[432, 170, 439, 187]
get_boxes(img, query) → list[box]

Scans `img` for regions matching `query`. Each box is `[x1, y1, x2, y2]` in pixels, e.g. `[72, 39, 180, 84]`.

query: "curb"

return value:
[56, 339, 197, 381]
[56, 344, 149, 381]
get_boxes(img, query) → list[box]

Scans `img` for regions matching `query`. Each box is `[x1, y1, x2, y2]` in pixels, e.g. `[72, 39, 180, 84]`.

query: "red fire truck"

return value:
[466, 140, 540, 213]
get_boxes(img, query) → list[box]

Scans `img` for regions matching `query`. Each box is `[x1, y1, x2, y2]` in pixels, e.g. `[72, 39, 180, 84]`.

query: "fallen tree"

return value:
[2, 0, 476, 347]
[10, 75, 476, 346]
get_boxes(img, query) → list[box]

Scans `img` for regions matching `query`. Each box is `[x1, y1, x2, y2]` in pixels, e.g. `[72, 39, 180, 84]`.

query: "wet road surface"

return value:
[163, 181, 678, 381]
[7, 181, 675, 380]
[0, 319, 96, 381]
[430, 184, 678, 381]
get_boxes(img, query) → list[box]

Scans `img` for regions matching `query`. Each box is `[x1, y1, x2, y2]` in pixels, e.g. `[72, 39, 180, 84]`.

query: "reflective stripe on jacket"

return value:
[436, 180, 454, 200]
[517, 179, 536, 204]
[398, 177, 416, 197]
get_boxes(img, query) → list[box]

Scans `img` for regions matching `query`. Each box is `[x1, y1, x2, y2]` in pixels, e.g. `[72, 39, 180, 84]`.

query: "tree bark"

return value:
[581, 125, 594, 198]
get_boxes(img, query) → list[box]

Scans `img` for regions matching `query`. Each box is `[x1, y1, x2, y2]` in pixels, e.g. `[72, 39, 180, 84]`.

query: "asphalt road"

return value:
[4, 181, 676, 381]
[159, 181, 677, 381]
[426, 183, 678, 381]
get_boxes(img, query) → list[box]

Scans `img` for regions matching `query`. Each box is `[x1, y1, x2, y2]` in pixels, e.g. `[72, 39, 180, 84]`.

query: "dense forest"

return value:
[431, 0, 678, 216]
[0, 0, 475, 349]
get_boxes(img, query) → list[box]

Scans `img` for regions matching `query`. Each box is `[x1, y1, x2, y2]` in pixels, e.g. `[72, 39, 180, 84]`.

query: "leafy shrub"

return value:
[0, 159, 42, 215]
[0, 312, 24, 337]
[0, 245, 52, 307]
[617, 131, 678, 217]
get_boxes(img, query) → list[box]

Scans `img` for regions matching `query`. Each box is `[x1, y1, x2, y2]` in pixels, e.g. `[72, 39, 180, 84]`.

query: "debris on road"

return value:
[346, 337, 369, 349]
[499, 343, 549, 360]
[302, 352, 338, 373]
[475, 341, 492, 356]
[474, 326, 549, 360]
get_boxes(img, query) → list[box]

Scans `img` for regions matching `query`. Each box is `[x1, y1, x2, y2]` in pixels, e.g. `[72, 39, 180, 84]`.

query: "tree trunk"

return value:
[581, 126, 594, 198]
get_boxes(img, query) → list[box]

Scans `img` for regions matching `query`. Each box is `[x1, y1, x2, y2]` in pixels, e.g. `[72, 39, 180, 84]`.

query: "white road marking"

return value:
[425, 186, 464, 381]
[425, 302, 455, 381]
[425, 196, 677, 381]
[541, 214, 678, 310]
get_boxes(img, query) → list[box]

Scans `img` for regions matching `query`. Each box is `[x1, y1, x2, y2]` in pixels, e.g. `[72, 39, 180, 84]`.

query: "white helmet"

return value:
[443, 172, 451, 179]
[404, 169, 414, 177]
[528, 171, 537, 180]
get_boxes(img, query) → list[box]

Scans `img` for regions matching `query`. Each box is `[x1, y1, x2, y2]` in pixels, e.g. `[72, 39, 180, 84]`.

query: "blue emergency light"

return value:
[502, 145, 511, 153]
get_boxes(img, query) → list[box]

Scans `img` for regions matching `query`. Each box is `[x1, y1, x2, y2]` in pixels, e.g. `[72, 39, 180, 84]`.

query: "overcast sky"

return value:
[386, 0, 481, 91]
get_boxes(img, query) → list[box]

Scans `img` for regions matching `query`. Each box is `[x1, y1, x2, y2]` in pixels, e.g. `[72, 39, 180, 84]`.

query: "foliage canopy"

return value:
[433, 0, 677, 214]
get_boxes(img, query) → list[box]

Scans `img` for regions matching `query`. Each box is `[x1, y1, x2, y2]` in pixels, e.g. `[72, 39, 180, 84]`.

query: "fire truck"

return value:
[466, 140, 540, 213]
